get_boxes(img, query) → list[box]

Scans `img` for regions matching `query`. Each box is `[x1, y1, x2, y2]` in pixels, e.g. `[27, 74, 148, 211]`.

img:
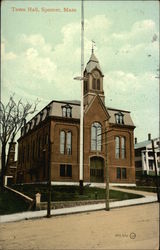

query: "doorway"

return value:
[90, 156, 104, 183]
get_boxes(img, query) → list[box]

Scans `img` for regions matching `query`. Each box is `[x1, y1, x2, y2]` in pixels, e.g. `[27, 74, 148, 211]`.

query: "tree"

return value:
[0, 95, 38, 189]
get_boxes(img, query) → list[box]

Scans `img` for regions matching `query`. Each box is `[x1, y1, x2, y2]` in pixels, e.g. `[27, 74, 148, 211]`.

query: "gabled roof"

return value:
[85, 52, 103, 74]
[84, 95, 110, 120]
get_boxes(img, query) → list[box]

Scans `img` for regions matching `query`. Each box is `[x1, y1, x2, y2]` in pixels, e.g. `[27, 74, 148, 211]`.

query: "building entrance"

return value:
[90, 156, 104, 183]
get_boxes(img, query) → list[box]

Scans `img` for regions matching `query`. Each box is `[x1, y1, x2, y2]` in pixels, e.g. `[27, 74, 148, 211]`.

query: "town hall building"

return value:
[16, 51, 136, 185]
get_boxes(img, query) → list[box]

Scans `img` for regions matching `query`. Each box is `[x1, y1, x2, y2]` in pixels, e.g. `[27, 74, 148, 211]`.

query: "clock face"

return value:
[93, 70, 100, 78]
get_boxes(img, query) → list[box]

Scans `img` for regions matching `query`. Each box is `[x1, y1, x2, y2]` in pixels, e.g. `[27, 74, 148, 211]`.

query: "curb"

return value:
[0, 196, 158, 223]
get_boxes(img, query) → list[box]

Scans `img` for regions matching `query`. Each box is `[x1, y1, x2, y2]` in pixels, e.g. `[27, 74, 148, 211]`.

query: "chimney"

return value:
[135, 137, 137, 144]
[148, 133, 151, 141]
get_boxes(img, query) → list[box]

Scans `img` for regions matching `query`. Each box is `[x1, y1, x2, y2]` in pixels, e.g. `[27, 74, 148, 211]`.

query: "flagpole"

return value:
[79, 0, 84, 188]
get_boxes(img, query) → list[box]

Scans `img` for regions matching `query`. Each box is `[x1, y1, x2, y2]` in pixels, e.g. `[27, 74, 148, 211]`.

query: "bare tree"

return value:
[0, 94, 39, 189]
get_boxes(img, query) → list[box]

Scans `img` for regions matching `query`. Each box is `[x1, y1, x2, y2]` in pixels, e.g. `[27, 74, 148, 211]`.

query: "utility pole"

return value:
[47, 121, 51, 218]
[105, 128, 110, 211]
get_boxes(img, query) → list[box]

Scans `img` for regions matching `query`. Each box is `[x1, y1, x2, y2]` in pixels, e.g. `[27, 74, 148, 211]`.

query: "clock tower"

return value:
[83, 50, 105, 106]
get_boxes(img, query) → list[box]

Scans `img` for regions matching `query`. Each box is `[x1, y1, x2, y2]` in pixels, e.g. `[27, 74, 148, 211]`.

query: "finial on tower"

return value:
[92, 40, 96, 53]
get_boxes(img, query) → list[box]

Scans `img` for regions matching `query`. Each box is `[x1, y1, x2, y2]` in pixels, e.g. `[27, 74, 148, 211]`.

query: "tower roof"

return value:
[85, 51, 103, 74]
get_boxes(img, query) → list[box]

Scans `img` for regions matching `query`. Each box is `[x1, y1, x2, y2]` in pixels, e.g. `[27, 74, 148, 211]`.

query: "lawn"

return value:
[0, 189, 29, 215]
[116, 186, 157, 193]
[12, 184, 143, 202]
[0, 185, 144, 215]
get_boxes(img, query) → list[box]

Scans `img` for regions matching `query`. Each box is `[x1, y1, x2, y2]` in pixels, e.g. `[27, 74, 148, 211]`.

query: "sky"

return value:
[1, 0, 159, 143]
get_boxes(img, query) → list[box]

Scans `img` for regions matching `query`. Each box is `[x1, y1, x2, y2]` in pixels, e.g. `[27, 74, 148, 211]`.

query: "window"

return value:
[121, 137, 126, 159]
[60, 131, 65, 154]
[62, 107, 66, 117]
[117, 168, 121, 179]
[115, 136, 120, 159]
[60, 164, 65, 177]
[92, 78, 96, 89]
[97, 79, 100, 90]
[122, 168, 126, 179]
[66, 131, 72, 155]
[115, 136, 126, 159]
[38, 137, 41, 157]
[149, 160, 154, 170]
[62, 104, 72, 118]
[60, 164, 72, 177]
[115, 112, 124, 124]
[67, 165, 72, 177]
[91, 122, 102, 151]
[92, 78, 100, 90]
[32, 141, 35, 160]
[60, 130, 72, 155]
[27, 144, 29, 162]
[84, 81, 88, 93]
[117, 167, 127, 179]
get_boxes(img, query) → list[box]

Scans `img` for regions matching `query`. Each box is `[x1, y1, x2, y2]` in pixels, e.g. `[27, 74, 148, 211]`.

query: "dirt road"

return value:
[0, 203, 159, 250]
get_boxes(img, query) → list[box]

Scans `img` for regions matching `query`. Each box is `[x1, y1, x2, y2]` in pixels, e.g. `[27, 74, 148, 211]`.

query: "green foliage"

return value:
[0, 189, 29, 215]
[115, 186, 157, 193]
[12, 184, 143, 202]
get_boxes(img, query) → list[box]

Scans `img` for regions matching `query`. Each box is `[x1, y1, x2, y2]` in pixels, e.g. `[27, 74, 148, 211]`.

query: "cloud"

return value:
[1, 15, 159, 141]
[1, 41, 17, 61]
[21, 34, 52, 55]
[112, 19, 157, 44]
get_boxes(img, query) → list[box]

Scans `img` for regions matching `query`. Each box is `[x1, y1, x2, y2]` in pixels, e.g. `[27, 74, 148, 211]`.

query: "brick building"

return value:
[17, 51, 136, 185]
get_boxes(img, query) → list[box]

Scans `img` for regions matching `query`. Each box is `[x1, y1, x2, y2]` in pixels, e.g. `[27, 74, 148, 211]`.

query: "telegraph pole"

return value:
[105, 128, 110, 211]
[47, 120, 51, 218]
[151, 140, 160, 202]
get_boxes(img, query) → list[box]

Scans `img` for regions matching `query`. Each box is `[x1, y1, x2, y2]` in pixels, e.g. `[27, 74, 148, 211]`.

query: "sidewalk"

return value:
[0, 187, 158, 223]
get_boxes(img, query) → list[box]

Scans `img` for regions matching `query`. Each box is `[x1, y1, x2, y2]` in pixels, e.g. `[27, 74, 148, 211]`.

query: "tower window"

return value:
[92, 78, 100, 90]
[97, 79, 100, 90]
[62, 104, 72, 118]
[84, 81, 88, 93]
[92, 78, 96, 89]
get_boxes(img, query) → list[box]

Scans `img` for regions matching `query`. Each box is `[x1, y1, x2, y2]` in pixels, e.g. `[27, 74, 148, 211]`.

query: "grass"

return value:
[0, 189, 29, 215]
[12, 184, 143, 202]
[115, 186, 157, 193]
[0, 185, 144, 215]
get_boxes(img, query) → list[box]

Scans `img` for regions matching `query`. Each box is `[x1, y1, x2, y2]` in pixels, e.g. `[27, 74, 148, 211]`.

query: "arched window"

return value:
[62, 107, 66, 117]
[92, 78, 96, 89]
[66, 108, 71, 118]
[115, 112, 124, 124]
[84, 81, 88, 93]
[92, 78, 100, 90]
[97, 79, 100, 90]
[32, 141, 35, 160]
[121, 137, 126, 159]
[60, 130, 72, 155]
[66, 131, 72, 155]
[60, 131, 65, 154]
[115, 136, 120, 159]
[62, 104, 72, 118]
[91, 122, 102, 151]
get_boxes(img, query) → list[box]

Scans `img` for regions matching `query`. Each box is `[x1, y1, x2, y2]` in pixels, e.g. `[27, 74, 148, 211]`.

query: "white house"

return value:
[135, 134, 160, 176]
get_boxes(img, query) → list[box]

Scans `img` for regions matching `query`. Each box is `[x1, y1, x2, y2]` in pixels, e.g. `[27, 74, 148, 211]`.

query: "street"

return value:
[0, 203, 159, 250]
